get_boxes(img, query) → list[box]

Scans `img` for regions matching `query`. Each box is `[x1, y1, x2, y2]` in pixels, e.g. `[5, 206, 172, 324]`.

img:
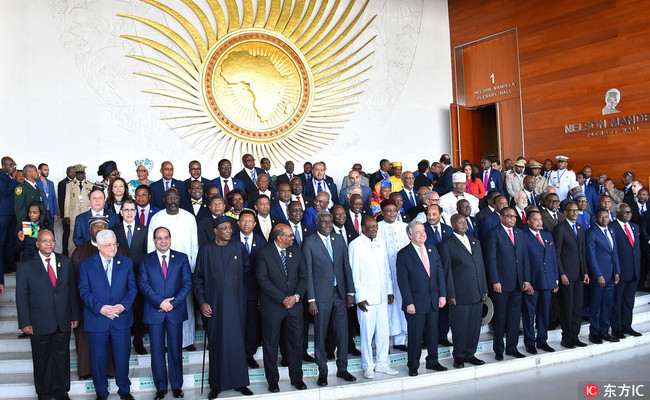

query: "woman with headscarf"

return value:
[96, 161, 120, 198]
[128, 158, 153, 197]
[370, 179, 393, 217]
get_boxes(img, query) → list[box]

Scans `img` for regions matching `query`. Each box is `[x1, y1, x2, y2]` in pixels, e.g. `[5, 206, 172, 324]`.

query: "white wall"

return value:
[0, 0, 452, 187]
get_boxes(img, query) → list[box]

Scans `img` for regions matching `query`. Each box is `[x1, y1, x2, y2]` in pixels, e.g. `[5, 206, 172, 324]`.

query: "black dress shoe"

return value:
[247, 356, 259, 369]
[453, 359, 464, 368]
[506, 350, 526, 358]
[183, 344, 196, 352]
[134, 343, 148, 355]
[336, 370, 357, 381]
[349, 347, 361, 356]
[55, 396, 71, 400]
[18, 332, 29, 339]
[574, 339, 588, 347]
[601, 334, 619, 343]
[624, 329, 642, 337]
[537, 343, 555, 352]
[234, 386, 253, 396]
[589, 334, 603, 344]
[292, 380, 308, 390]
[317, 372, 328, 386]
[172, 388, 183, 398]
[560, 340, 576, 349]
[495, 353, 504, 361]
[465, 356, 485, 365]
[326, 351, 335, 360]
[208, 389, 220, 399]
[408, 367, 418, 376]
[612, 331, 626, 339]
[426, 362, 448, 371]
[120, 394, 135, 400]
[393, 344, 408, 352]
[96, 397, 107, 400]
[438, 338, 453, 347]
[525, 345, 538, 354]
[302, 353, 315, 363]
[268, 383, 280, 393]
[154, 390, 167, 399]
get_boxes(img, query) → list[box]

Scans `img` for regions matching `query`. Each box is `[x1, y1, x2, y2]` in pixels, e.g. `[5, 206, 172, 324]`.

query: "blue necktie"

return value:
[603, 229, 612, 250]
[466, 218, 474, 237]
[572, 223, 577, 237]
[325, 237, 336, 286]
[409, 191, 416, 206]
[280, 249, 287, 276]
[127, 225, 132, 247]
[530, 193, 536, 206]
[434, 226, 441, 244]
[244, 236, 250, 254]
[104, 259, 112, 286]
[252, 169, 256, 183]
[293, 224, 302, 247]
[317, 181, 323, 193]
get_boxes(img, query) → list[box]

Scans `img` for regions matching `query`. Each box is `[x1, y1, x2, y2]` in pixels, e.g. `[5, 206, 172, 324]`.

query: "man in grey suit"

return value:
[303, 211, 357, 386]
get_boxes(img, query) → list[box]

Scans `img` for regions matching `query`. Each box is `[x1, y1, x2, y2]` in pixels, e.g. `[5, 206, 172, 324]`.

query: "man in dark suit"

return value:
[0, 156, 18, 285]
[274, 161, 295, 187]
[424, 204, 452, 247]
[57, 166, 75, 255]
[197, 195, 238, 247]
[270, 183, 292, 223]
[16, 230, 80, 400]
[485, 207, 531, 360]
[288, 201, 316, 248]
[396, 221, 447, 376]
[78, 229, 137, 400]
[440, 215, 488, 368]
[586, 209, 621, 344]
[407, 187, 430, 221]
[134, 185, 160, 227]
[540, 193, 566, 232]
[399, 171, 419, 213]
[303, 211, 356, 386]
[256, 224, 308, 393]
[522, 211, 558, 354]
[290, 177, 313, 210]
[552, 201, 589, 348]
[303, 162, 339, 206]
[138, 227, 192, 400]
[112, 199, 149, 355]
[13, 164, 44, 229]
[436, 154, 454, 196]
[457, 199, 480, 240]
[477, 194, 507, 245]
[295, 162, 313, 187]
[369, 159, 391, 189]
[234, 153, 274, 196]
[150, 161, 187, 210]
[183, 160, 212, 189]
[180, 180, 211, 222]
[303, 192, 330, 229]
[622, 172, 635, 206]
[413, 161, 433, 191]
[211, 159, 245, 209]
[73, 188, 119, 246]
[252, 195, 283, 241]
[331, 204, 357, 246]
[480, 157, 504, 196]
[610, 203, 642, 338]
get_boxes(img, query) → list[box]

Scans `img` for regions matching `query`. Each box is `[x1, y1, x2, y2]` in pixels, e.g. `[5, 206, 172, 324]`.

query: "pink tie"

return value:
[536, 232, 544, 246]
[508, 229, 515, 245]
[161, 255, 168, 280]
[484, 171, 489, 190]
[418, 247, 430, 277]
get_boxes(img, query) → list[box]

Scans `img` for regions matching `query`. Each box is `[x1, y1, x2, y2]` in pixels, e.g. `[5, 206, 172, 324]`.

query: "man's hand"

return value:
[21, 326, 33, 335]
[560, 274, 569, 286]
[100, 305, 116, 319]
[282, 296, 296, 309]
[0, 284, 4, 297]
[346, 294, 355, 309]
[406, 304, 416, 314]
[71, 321, 78, 329]
[387, 294, 394, 305]
[114, 304, 125, 314]
[448, 298, 457, 307]
[522, 281, 533, 294]
[493, 283, 502, 293]
[62, 217, 70, 225]
[583, 274, 590, 284]
[53, 215, 59, 223]
[615, 274, 620, 285]
[438, 297, 446, 308]
[357, 300, 369, 312]
[482, 293, 488, 301]
[201, 303, 212, 318]
[552, 287, 559, 293]
[159, 297, 174, 312]
[308, 301, 319, 316]
[597, 276, 606, 288]
[17, 231, 25, 241]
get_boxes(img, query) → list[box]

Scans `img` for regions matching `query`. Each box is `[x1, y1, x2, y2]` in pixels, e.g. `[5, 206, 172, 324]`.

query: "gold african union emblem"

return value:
[120, 0, 375, 164]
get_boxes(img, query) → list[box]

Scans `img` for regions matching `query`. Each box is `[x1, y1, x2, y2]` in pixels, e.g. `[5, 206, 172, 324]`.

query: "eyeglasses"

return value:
[38, 239, 56, 244]
[122, 208, 137, 213]
[136, 169, 147, 173]
[503, 214, 517, 218]
[101, 242, 119, 248]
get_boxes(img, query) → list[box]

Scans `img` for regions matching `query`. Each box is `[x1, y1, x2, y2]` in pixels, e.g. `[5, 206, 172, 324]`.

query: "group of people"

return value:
[2, 152, 648, 400]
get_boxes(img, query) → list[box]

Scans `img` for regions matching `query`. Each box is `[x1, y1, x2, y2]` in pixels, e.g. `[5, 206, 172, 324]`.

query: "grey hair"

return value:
[96, 229, 116, 245]
[316, 210, 332, 223]
[406, 220, 423, 236]
[348, 184, 362, 195]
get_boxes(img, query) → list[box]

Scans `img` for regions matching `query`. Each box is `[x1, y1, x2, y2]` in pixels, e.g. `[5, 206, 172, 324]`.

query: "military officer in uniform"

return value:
[64, 165, 94, 255]
[13, 164, 44, 229]
[547, 156, 576, 201]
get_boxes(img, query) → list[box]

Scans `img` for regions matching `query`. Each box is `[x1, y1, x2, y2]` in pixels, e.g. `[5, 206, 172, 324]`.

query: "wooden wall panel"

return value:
[449, 0, 650, 185]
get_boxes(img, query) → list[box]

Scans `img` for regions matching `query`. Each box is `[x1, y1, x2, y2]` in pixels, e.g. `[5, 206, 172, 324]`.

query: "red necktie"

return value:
[161, 255, 168, 280]
[139, 209, 145, 225]
[354, 214, 360, 234]
[624, 224, 635, 247]
[536, 232, 544, 246]
[521, 210, 526, 224]
[297, 195, 302, 208]
[46, 258, 56, 287]
[508, 229, 515, 245]
[223, 179, 230, 196]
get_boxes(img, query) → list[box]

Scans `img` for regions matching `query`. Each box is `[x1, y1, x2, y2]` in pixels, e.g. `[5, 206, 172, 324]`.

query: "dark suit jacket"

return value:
[524, 229, 558, 290]
[181, 201, 212, 223]
[303, 179, 340, 205]
[340, 185, 372, 210]
[485, 225, 531, 292]
[413, 174, 432, 191]
[480, 168, 504, 195]
[399, 188, 419, 212]
[136, 205, 160, 227]
[73, 209, 120, 246]
[16, 253, 80, 334]
[424, 223, 452, 247]
[295, 172, 312, 187]
[541, 208, 566, 233]
[112, 222, 148, 276]
[290, 222, 316, 248]
[611, 221, 641, 281]
[183, 177, 212, 190]
[234, 167, 275, 196]
[256, 243, 307, 310]
[439, 235, 487, 305]
[248, 191, 277, 208]
[253, 215, 283, 239]
[396, 243, 446, 312]
[57, 177, 73, 218]
[138, 250, 192, 324]
[0, 171, 18, 216]
[211, 176, 245, 195]
[150, 178, 187, 210]
[630, 201, 646, 227]
[237, 232, 267, 298]
[334, 224, 357, 246]
[552, 220, 587, 282]
[623, 187, 635, 207]
[477, 208, 500, 244]
[78, 254, 137, 332]
[303, 232, 355, 302]
[465, 216, 480, 239]
[369, 170, 390, 189]
[270, 200, 290, 223]
[585, 225, 621, 281]
[275, 173, 294, 187]
[197, 215, 238, 247]
[436, 166, 455, 196]
[408, 204, 426, 221]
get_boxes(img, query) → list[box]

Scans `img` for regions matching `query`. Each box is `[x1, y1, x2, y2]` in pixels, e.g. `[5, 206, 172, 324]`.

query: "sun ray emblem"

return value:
[120, 0, 376, 164]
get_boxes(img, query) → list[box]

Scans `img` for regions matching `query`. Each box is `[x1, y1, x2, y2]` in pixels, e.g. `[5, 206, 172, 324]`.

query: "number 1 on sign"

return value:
[489, 73, 495, 84]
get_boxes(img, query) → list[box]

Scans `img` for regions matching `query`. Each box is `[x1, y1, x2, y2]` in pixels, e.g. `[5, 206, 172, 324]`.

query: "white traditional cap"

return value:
[555, 155, 569, 162]
[567, 181, 580, 191]
[452, 172, 466, 183]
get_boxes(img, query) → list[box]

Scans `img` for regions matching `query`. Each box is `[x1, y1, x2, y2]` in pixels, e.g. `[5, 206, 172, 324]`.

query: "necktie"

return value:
[466, 218, 474, 236]
[521, 210, 527, 224]
[572, 223, 578, 237]
[552, 212, 558, 222]
[139, 209, 145, 225]
[530, 193, 536, 206]
[79, 182, 83, 192]
[165, 181, 169, 190]
[317, 181, 323, 193]
[463, 235, 472, 254]
[624, 224, 635, 247]
[603, 229, 612, 250]
[262, 218, 270, 240]
[104, 259, 112, 286]
[296, 196, 302, 208]
[536, 232, 544, 246]
[339, 228, 346, 245]
[289, 173, 293, 179]
[306, 173, 311, 181]
[280, 249, 287, 275]
[244, 236, 250, 253]
[418, 246, 430, 277]
[433, 226, 441, 243]
[293, 224, 302, 247]
[192, 200, 202, 205]
[354, 214, 360, 234]
[508, 229, 515, 245]
[127, 224, 132, 247]
[46, 258, 56, 287]
[484, 171, 489, 190]
[161, 255, 168, 280]
[223, 179, 230, 196]
[640, 204, 646, 216]
[251, 169, 256, 183]
[325, 237, 336, 286]
[409, 190, 416, 206]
